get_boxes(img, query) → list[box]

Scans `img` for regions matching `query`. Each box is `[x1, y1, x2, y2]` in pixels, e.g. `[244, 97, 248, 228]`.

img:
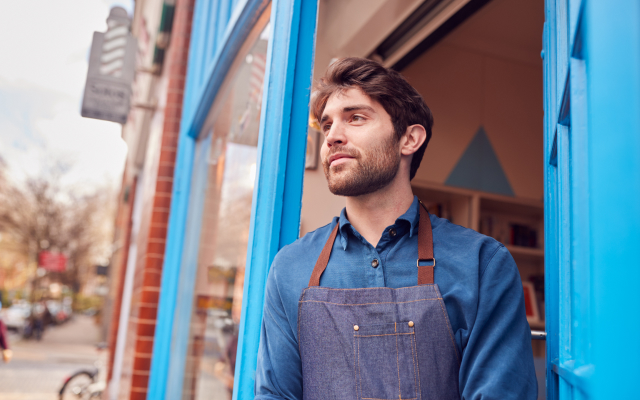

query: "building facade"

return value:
[105, 0, 195, 399]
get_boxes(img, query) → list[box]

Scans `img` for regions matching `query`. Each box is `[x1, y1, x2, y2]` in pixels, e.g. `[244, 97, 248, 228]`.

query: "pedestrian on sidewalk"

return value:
[30, 301, 48, 341]
[0, 303, 12, 363]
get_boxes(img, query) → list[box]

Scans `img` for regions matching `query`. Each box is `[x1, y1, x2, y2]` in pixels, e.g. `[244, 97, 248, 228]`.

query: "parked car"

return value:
[46, 300, 70, 324]
[1, 302, 31, 332]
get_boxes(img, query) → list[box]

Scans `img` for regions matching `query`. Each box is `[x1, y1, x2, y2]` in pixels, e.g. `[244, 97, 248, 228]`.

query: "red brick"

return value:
[131, 372, 150, 389]
[164, 106, 182, 119]
[170, 36, 189, 50]
[170, 62, 188, 76]
[148, 225, 168, 240]
[160, 146, 178, 154]
[159, 149, 177, 164]
[133, 355, 152, 371]
[153, 194, 173, 209]
[138, 305, 158, 321]
[169, 79, 185, 90]
[129, 390, 147, 400]
[155, 179, 173, 195]
[151, 209, 170, 226]
[161, 132, 179, 148]
[163, 121, 181, 138]
[142, 270, 162, 288]
[146, 241, 166, 256]
[164, 120, 181, 133]
[135, 338, 155, 355]
[137, 320, 157, 337]
[167, 91, 184, 106]
[165, 105, 182, 116]
[140, 289, 160, 305]
[144, 257, 164, 273]
[167, 88, 184, 97]
[163, 114, 182, 124]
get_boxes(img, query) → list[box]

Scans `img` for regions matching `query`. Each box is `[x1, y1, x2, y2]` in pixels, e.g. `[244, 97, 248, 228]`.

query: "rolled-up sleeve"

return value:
[255, 255, 303, 400]
[460, 245, 538, 399]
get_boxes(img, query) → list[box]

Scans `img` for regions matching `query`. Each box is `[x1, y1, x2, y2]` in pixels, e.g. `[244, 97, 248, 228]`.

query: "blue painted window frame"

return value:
[147, 0, 319, 399]
[543, 0, 640, 398]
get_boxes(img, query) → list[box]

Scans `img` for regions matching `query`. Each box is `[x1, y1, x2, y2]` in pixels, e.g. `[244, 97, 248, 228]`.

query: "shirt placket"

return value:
[371, 226, 400, 287]
[365, 246, 385, 287]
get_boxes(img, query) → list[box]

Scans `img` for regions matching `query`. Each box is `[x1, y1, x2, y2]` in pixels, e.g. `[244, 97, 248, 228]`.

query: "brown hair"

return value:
[312, 57, 433, 180]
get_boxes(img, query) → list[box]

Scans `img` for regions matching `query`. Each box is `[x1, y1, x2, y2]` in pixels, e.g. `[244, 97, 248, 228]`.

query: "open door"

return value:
[543, 1, 640, 398]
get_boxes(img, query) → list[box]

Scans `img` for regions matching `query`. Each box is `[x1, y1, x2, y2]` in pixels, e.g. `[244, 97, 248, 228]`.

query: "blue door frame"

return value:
[147, 0, 318, 399]
[543, 0, 640, 398]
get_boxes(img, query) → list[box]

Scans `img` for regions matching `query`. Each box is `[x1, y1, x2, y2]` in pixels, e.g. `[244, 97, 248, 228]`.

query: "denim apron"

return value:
[298, 204, 460, 400]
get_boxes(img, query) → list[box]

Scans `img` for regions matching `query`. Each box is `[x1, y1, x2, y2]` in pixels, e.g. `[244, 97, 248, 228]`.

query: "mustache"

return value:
[323, 146, 361, 165]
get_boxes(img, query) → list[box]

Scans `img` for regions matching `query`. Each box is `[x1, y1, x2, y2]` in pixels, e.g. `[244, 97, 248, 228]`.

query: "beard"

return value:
[322, 134, 401, 197]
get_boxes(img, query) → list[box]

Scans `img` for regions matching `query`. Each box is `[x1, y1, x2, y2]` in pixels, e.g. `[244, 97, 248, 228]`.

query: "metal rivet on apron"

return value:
[408, 321, 414, 327]
[371, 259, 379, 268]
[353, 325, 359, 331]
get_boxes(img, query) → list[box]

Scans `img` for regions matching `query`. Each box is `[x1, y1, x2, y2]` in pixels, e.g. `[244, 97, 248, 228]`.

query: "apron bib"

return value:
[298, 204, 461, 400]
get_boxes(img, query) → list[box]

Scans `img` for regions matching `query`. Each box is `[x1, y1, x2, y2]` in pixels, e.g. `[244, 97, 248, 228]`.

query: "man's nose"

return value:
[325, 121, 346, 147]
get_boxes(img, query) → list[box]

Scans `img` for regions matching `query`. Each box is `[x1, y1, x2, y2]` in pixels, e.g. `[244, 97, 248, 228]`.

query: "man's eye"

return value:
[351, 115, 364, 122]
[322, 124, 331, 132]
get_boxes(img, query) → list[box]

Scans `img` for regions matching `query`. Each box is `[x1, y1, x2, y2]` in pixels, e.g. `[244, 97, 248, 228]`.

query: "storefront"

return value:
[146, 0, 640, 399]
[147, 0, 318, 399]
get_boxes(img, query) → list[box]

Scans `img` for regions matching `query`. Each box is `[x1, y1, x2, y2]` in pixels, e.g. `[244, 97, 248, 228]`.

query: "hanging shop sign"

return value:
[81, 7, 137, 124]
[38, 251, 67, 272]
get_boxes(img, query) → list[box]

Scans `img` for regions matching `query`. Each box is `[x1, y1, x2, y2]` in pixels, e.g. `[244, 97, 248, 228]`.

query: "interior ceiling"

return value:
[441, 0, 544, 65]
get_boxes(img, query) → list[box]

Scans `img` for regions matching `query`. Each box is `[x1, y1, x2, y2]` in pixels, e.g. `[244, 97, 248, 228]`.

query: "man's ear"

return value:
[400, 124, 427, 156]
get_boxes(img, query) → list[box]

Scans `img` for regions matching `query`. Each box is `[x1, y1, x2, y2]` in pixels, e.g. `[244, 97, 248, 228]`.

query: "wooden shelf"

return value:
[413, 180, 546, 356]
[506, 245, 545, 260]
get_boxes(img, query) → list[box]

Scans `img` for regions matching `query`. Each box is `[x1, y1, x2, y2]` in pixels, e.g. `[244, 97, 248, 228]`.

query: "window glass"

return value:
[181, 18, 270, 400]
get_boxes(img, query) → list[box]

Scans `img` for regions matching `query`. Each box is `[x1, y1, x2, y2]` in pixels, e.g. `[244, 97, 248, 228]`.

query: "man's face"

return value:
[320, 87, 401, 197]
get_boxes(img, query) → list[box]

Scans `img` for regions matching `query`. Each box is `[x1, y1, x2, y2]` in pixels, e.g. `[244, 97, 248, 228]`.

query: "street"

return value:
[0, 314, 103, 400]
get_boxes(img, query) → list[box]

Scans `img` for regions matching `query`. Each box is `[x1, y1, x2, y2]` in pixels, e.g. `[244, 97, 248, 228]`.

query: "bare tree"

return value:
[0, 162, 117, 298]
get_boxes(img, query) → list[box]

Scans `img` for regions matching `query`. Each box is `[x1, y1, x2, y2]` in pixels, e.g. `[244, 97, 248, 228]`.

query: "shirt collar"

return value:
[337, 208, 351, 250]
[401, 195, 421, 237]
[337, 196, 421, 250]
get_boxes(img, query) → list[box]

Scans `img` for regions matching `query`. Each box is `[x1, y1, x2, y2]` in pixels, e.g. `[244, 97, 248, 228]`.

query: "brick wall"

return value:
[114, 0, 195, 398]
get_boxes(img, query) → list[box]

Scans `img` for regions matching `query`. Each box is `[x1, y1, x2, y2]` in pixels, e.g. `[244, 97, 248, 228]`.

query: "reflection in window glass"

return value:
[181, 20, 269, 400]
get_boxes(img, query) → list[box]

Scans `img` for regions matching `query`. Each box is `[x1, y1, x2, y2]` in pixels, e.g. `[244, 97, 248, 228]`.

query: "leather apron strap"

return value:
[308, 202, 435, 286]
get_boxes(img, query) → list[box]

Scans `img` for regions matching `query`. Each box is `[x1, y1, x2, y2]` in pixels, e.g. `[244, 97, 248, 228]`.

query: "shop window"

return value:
[178, 21, 270, 400]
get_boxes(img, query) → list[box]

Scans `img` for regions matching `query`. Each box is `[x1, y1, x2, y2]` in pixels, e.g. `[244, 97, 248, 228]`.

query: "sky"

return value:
[0, 0, 134, 190]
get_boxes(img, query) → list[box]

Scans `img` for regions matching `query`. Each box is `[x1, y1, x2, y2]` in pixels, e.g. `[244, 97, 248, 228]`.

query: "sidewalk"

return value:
[0, 314, 102, 400]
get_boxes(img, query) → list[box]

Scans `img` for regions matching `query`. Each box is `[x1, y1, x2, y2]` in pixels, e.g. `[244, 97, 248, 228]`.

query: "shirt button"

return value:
[371, 259, 379, 268]
[389, 228, 397, 237]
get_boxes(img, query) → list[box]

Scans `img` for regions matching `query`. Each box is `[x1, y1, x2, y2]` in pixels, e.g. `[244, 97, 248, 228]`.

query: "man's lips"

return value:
[328, 153, 354, 166]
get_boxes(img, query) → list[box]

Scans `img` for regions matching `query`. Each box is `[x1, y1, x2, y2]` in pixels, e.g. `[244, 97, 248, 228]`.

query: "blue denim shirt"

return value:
[255, 196, 537, 399]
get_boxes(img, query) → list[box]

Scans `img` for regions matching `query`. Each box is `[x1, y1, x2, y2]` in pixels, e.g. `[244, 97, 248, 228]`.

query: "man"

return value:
[255, 57, 537, 399]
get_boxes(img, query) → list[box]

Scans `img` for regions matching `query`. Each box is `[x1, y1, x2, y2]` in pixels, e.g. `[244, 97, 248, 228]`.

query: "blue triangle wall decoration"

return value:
[445, 126, 514, 196]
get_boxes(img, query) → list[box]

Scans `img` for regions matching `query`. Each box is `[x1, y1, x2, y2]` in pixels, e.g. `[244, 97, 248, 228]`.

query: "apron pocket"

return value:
[354, 322, 419, 400]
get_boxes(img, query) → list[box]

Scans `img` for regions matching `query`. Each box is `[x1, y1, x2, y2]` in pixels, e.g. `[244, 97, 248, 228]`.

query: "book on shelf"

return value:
[522, 281, 544, 326]
[509, 223, 538, 248]
[480, 215, 539, 249]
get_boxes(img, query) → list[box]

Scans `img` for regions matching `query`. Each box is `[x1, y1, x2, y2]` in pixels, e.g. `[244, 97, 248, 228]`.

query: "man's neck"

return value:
[344, 179, 415, 248]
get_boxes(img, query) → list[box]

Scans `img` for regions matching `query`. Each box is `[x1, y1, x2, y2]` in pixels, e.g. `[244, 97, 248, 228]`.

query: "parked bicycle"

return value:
[58, 342, 107, 400]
